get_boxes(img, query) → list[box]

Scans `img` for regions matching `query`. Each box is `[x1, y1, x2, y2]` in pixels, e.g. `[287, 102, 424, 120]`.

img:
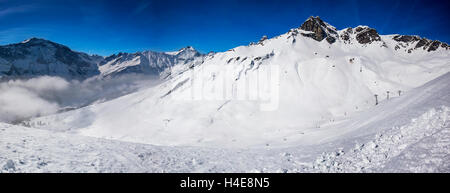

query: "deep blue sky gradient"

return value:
[1, 0, 449, 56]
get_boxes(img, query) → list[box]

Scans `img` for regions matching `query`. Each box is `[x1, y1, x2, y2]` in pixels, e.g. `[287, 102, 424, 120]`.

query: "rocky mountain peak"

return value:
[175, 46, 202, 60]
[392, 35, 449, 52]
[353, 26, 381, 44]
[0, 37, 100, 79]
[299, 16, 338, 44]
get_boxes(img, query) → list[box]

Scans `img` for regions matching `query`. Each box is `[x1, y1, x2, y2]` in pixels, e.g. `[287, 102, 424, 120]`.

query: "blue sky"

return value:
[0, 0, 449, 56]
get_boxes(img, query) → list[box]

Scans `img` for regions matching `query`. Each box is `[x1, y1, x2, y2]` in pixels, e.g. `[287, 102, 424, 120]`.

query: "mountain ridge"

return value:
[26, 16, 450, 147]
[294, 16, 449, 52]
[1, 16, 449, 79]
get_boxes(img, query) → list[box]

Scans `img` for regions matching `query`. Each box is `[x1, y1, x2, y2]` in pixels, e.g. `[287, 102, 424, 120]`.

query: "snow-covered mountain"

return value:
[0, 38, 204, 79]
[98, 46, 204, 78]
[0, 38, 102, 79]
[296, 16, 449, 52]
[1, 16, 449, 173]
[26, 16, 450, 148]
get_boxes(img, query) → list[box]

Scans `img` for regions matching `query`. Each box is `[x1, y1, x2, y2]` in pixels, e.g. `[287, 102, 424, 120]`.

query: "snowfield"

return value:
[1, 72, 449, 173]
[1, 106, 448, 173]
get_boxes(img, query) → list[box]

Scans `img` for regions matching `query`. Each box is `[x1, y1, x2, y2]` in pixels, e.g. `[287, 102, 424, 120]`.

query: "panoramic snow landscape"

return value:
[0, 16, 449, 173]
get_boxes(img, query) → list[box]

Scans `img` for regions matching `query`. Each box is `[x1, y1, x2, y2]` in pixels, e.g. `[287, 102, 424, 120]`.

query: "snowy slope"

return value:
[27, 17, 450, 148]
[3, 72, 449, 172]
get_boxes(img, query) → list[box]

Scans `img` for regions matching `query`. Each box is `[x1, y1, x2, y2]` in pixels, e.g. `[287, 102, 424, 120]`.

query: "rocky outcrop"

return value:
[354, 26, 381, 44]
[340, 28, 353, 41]
[393, 35, 421, 43]
[392, 35, 449, 52]
[299, 16, 338, 44]
[298, 17, 381, 45]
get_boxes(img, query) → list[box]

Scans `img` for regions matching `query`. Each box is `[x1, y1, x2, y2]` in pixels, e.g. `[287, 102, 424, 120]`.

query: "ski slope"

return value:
[2, 72, 449, 172]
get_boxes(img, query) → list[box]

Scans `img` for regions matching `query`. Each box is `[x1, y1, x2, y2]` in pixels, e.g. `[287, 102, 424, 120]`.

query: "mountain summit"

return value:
[294, 16, 449, 52]
[297, 16, 382, 45]
[0, 38, 101, 79]
[299, 16, 339, 44]
[0, 16, 448, 80]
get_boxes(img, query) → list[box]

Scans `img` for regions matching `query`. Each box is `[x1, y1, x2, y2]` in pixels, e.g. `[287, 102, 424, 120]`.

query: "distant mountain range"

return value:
[0, 16, 448, 80]
[0, 38, 204, 79]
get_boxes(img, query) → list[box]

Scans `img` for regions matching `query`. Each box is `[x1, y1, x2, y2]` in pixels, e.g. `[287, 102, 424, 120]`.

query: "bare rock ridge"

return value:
[297, 16, 448, 52]
[299, 16, 381, 45]
[393, 35, 449, 52]
[354, 26, 382, 44]
[299, 16, 338, 44]
[1, 16, 449, 79]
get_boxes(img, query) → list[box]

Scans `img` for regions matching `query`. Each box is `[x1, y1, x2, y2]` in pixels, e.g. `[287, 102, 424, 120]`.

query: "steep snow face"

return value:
[300, 17, 449, 53]
[0, 38, 101, 79]
[98, 47, 203, 78]
[28, 17, 450, 148]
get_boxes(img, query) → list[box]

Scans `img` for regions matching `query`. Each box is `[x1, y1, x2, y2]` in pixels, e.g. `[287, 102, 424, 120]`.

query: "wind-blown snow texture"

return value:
[1, 16, 449, 172]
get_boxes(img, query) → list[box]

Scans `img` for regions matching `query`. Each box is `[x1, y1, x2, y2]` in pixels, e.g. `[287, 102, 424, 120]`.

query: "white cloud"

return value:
[0, 81, 60, 123]
[0, 75, 160, 123]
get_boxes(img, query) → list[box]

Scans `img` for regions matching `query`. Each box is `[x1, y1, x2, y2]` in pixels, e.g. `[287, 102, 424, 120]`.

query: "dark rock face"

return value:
[326, 36, 336, 44]
[341, 34, 350, 41]
[415, 39, 429, 49]
[259, 35, 268, 42]
[257, 35, 269, 45]
[296, 16, 448, 52]
[339, 28, 354, 43]
[427, 41, 442, 52]
[392, 35, 449, 52]
[300, 16, 338, 44]
[355, 27, 381, 44]
[393, 35, 420, 43]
